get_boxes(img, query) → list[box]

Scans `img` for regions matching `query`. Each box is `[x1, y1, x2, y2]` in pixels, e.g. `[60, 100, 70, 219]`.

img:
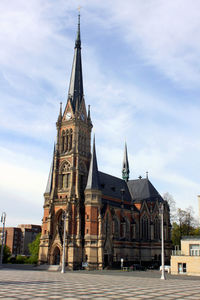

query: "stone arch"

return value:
[50, 243, 62, 265]
[53, 246, 61, 265]
[60, 160, 71, 173]
[52, 209, 64, 245]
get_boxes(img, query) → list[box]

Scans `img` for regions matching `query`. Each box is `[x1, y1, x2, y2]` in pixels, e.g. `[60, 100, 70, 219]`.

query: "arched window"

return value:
[121, 218, 126, 239]
[154, 217, 160, 240]
[125, 218, 130, 240]
[69, 129, 73, 150]
[142, 216, 149, 240]
[66, 129, 69, 152]
[113, 217, 119, 239]
[61, 131, 65, 152]
[59, 162, 70, 189]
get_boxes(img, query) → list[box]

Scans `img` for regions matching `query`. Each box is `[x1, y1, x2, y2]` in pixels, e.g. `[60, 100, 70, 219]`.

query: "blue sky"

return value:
[0, 0, 200, 226]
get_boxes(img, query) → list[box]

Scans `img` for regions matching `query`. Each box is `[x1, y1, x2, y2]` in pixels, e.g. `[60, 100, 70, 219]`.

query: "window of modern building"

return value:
[178, 263, 187, 273]
[190, 244, 200, 256]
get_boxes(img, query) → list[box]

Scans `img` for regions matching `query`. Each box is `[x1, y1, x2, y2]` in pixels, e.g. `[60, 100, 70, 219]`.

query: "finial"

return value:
[146, 171, 148, 179]
[138, 175, 142, 179]
[122, 142, 130, 182]
[75, 9, 81, 48]
[78, 6, 81, 13]
[88, 104, 91, 119]
[60, 102, 62, 116]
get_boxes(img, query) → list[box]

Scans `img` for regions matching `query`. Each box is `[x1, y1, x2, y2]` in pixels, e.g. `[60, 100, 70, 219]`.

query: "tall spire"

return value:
[86, 135, 100, 190]
[68, 13, 83, 112]
[122, 142, 130, 182]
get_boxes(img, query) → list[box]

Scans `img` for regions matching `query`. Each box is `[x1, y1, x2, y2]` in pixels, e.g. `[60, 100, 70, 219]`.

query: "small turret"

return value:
[122, 142, 130, 182]
[85, 135, 100, 190]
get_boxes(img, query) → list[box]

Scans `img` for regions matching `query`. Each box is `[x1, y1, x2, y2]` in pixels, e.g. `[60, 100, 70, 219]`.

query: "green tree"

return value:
[28, 233, 41, 264]
[171, 207, 199, 247]
[0, 245, 11, 263]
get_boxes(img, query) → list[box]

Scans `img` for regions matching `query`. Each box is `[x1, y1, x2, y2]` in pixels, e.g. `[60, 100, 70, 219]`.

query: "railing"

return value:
[171, 250, 184, 256]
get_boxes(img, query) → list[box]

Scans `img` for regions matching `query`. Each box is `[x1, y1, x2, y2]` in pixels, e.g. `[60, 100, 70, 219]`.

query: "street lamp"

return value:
[0, 212, 6, 266]
[159, 203, 166, 280]
[61, 211, 67, 274]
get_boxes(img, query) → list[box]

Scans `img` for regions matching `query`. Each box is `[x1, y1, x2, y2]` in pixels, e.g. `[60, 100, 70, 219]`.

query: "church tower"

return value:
[39, 14, 92, 269]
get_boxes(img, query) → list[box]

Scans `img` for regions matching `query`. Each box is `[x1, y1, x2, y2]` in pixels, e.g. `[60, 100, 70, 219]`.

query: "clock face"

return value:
[66, 112, 72, 120]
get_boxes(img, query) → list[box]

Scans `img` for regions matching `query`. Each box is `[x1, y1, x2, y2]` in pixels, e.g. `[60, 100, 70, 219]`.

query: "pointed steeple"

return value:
[68, 13, 83, 112]
[122, 142, 130, 182]
[45, 144, 55, 194]
[86, 135, 100, 190]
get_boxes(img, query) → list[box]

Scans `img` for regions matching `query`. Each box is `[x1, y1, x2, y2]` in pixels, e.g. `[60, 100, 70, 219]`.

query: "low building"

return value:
[1, 227, 21, 255]
[18, 224, 41, 255]
[0, 224, 41, 256]
[171, 236, 200, 276]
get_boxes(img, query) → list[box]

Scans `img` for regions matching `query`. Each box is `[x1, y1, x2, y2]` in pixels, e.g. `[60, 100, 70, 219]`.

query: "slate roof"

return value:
[98, 171, 132, 202]
[127, 178, 163, 202]
[68, 14, 84, 112]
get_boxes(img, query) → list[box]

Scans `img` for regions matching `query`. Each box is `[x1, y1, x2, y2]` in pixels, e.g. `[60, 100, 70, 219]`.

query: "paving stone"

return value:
[1, 269, 200, 299]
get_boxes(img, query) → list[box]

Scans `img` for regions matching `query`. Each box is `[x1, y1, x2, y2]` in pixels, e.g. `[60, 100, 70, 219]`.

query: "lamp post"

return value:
[159, 203, 166, 280]
[61, 211, 67, 274]
[0, 212, 6, 266]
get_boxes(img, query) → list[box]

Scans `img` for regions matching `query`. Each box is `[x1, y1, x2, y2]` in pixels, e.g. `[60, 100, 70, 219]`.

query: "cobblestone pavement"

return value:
[0, 268, 200, 299]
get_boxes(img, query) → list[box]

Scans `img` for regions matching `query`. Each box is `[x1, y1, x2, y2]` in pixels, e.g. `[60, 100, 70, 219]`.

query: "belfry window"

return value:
[61, 131, 65, 152]
[59, 162, 71, 189]
[62, 173, 70, 188]
[69, 129, 73, 150]
[66, 130, 69, 151]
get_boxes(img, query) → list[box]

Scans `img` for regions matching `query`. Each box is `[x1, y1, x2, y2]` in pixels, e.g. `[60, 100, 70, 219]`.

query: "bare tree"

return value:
[163, 192, 177, 224]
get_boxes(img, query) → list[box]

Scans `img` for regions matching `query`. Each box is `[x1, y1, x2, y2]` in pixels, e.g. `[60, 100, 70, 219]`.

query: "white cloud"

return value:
[0, 1, 199, 226]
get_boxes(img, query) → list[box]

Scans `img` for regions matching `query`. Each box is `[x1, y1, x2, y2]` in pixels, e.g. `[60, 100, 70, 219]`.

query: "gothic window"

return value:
[69, 129, 73, 150]
[59, 162, 71, 189]
[62, 173, 70, 188]
[61, 131, 65, 152]
[66, 130, 69, 152]
[121, 218, 126, 239]
[132, 223, 136, 239]
[142, 216, 149, 240]
[154, 217, 160, 240]
[113, 217, 119, 239]
[125, 218, 130, 240]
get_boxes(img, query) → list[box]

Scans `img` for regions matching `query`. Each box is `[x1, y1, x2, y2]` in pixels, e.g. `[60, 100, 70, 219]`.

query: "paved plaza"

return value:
[0, 267, 200, 299]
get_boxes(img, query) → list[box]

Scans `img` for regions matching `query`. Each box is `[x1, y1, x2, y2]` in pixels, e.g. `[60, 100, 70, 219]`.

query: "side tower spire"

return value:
[122, 142, 130, 182]
[68, 12, 83, 112]
[86, 135, 100, 190]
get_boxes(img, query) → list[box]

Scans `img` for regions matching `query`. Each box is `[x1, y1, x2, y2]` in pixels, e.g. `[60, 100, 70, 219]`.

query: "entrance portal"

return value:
[53, 247, 60, 265]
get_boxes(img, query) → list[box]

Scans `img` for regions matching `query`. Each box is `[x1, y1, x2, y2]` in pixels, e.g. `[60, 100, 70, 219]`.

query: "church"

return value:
[38, 15, 172, 270]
